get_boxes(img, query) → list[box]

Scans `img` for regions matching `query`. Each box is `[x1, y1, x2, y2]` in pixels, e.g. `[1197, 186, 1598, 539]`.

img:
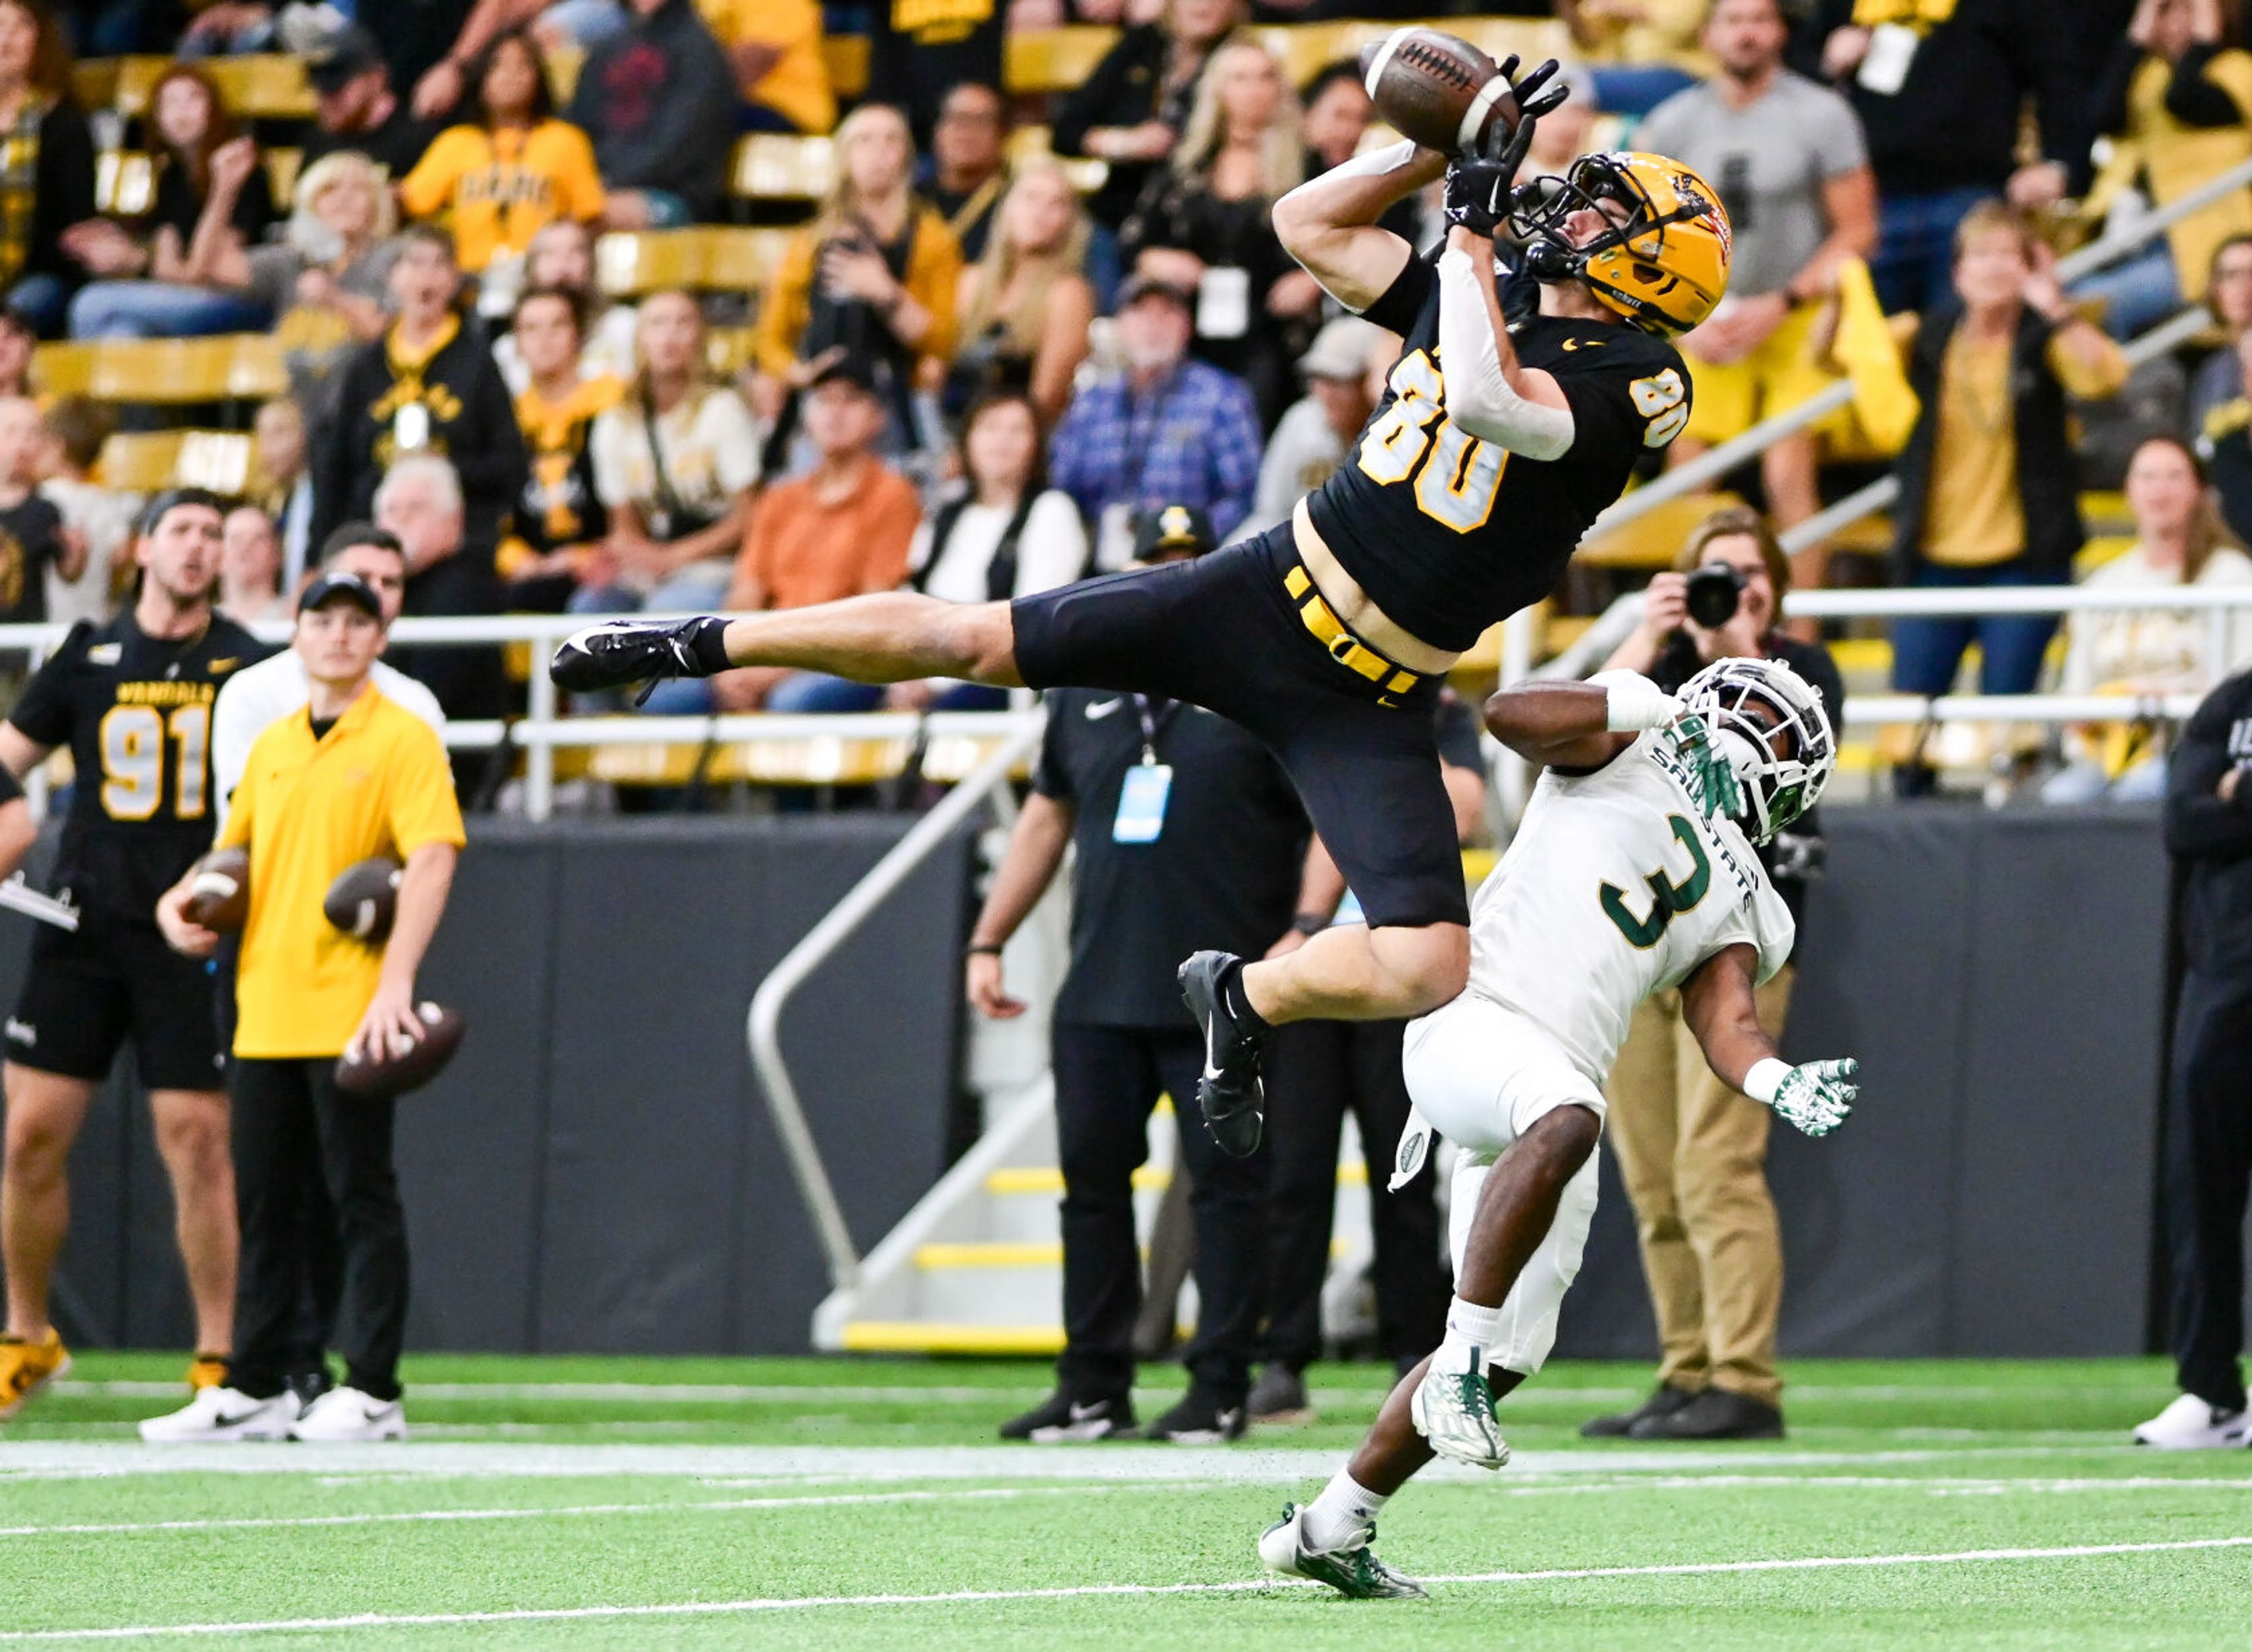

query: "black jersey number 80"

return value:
[1354, 350, 1508, 533]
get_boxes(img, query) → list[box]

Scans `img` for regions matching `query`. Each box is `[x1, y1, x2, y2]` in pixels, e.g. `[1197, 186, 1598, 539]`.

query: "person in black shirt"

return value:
[2139, 667, 2252, 1447]
[866, 0, 1003, 146]
[0, 394, 72, 623]
[0, 489, 271, 1421]
[552, 75, 1739, 1171]
[300, 21, 444, 181]
[921, 82, 1009, 266]
[972, 506, 1298, 1443]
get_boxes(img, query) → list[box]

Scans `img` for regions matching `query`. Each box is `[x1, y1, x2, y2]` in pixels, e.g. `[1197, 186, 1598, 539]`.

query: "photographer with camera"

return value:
[1583, 506, 1846, 1441]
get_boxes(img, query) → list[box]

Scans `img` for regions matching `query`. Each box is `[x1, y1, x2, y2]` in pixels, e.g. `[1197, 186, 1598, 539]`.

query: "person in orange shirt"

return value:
[648, 357, 921, 715]
[396, 31, 605, 277]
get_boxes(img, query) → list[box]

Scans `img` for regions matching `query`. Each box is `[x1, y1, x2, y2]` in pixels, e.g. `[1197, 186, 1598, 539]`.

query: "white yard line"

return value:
[0, 1480, 1227, 1541]
[4, 1534, 2247, 1641]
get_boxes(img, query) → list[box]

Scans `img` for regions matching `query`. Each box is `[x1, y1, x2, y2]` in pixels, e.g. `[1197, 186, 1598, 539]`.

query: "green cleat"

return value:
[1257, 1502, 1429, 1600]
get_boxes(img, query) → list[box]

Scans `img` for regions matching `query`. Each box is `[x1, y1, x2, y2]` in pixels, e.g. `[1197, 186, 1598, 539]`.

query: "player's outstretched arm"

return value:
[1436, 224, 1573, 460]
[1271, 140, 1449, 313]
[1681, 944, 1860, 1139]
[1483, 670, 1685, 768]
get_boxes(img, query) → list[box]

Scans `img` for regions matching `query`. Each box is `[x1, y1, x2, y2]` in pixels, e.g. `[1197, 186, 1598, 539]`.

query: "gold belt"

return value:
[1281, 562, 1422, 697]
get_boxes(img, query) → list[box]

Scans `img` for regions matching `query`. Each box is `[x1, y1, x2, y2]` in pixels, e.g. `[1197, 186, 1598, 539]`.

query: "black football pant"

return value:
[2164, 968, 2252, 1413]
[1263, 1018, 1448, 1375]
[228, 1057, 409, 1403]
[1052, 1024, 1267, 1406]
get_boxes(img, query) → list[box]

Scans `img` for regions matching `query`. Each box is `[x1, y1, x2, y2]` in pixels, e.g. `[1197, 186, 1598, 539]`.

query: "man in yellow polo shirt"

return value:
[146, 571, 464, 1444]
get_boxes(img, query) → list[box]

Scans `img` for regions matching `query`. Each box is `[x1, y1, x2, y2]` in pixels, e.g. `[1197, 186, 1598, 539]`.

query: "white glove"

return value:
[1745, 1056, 1858, 1138]
[1592, 669, 1682, 732]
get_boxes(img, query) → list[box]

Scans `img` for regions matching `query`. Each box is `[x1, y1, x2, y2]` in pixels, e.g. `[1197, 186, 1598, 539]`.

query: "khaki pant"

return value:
[1602, 968, 1793, 1410]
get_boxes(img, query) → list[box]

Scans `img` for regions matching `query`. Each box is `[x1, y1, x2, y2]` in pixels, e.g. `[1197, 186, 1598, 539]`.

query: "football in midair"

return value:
[334, 1002, 465, 1098]
[182, 847, 249, 933]
[1358, 27, 1511, 155]
[324, 856, 402, 942]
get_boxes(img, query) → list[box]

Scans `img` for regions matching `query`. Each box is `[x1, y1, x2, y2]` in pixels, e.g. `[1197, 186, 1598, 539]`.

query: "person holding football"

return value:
[549, 36, 1735, 1169]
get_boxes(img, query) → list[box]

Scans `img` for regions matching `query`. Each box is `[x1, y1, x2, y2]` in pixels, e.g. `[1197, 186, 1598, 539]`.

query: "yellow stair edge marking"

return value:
[915, 1241, 1063, 1269]
[987, 1161, 1368, 1195]
[842, 1322, 1064, 1355]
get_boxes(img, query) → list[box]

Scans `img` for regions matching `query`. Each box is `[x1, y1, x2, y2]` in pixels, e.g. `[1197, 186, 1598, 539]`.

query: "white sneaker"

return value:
[290, 1385, 406, 1442]
[2132, 1393, 2250, 1449]
[138, 1386, 297, 1443]
[1409, 1361, 1510, 1470]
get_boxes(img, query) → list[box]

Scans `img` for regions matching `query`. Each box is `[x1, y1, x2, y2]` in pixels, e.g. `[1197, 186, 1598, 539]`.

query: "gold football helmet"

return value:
[1507, 151, 1732, 336]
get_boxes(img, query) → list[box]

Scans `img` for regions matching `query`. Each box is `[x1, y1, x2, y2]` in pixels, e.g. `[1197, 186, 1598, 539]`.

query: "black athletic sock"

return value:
[1217, 957, 1273, 1034]
[684, 615, 734, 676]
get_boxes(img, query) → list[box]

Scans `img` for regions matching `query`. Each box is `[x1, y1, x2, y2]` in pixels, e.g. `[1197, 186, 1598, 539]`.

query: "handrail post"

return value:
[524, 621, 558, 823]
[745, 724, 1043, 1294]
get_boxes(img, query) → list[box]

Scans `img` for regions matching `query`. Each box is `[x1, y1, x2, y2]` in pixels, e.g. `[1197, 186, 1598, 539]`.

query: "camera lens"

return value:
[1684, 564, 1747, 629]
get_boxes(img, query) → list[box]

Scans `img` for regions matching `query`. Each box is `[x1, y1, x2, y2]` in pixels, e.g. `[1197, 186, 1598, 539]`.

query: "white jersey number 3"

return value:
[1355, 350, 1509, 532]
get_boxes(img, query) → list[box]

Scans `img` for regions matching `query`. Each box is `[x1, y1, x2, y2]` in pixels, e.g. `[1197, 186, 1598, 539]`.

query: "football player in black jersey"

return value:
[550, 69, 1735, 1161]
[0, 491, 270, 1419]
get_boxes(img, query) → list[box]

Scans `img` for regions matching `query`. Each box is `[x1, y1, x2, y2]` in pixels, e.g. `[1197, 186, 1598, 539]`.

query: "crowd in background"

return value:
[4, 0, 2252, 805]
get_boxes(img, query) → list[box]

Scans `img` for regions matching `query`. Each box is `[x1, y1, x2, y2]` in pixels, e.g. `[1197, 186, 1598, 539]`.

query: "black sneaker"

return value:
[550, 617, 716, 697]
[1177, 950, 1265, 1156]
[998, 1390, 1135, 1442]
[1141, 1385, 1247, 1443]
[1628, 1386, 1783, 1440]
[1247, 1363, 1315, 1424]
[1581, 1382, 1698, 1439]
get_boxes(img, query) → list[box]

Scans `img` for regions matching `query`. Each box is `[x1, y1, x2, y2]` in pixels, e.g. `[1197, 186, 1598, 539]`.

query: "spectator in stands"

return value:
[39, 394, 131, 625]
[924, 82, 1009, 264]
[2079, 0, 2252, 340]
[498, 284, 621, 612]
[0, 0, 97, 335]
[1802, 0, 2078, 313]
[755, 104, 961, 457]
[311, 225, 527, 548]
[0, 303, 31, 396]
[1888, 203, 2130, 738]
[891, 389, 1087, 711]
[1239, 316, 1378, 540]
[1121, 37, 1312, 427]
[652, 355, 918, 713]
[373, 451, 508, 745]
[299, 21, 442, 181]
[1587, 506, 1845, 1441]
[66, 66, 278, 340]
[217, 504, 285, 626]
[398, 30, 605, 283]
[1560, 0, 1705, 117]
[569, 0, 737, 229]
[701, 0, 834, 133]
[1299, 59, 1419, 245]
[492, 218, 639, 392]
[0, 395, 71, 621]
[1638, 0, 1877, 571]
[2046, 435, 2252, 800]
[948, 159, 1094, 425]
[1053, 0, 1245, 308]
[249, 395, 314, 588]
[577, 288, 760, 616]
[1049, 273, 1261, 568]
[2193, 236, 2252, 435]
[1525, 62, 1602, 178]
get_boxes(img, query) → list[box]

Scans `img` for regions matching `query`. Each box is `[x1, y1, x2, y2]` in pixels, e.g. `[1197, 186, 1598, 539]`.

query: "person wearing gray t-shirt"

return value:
[1636, 0, 1876, 585]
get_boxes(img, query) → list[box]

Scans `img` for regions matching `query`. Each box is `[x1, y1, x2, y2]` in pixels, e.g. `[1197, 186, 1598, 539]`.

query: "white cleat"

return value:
[2132, 1392, 2250, 1449]
[138, 1386, 297, 1443]
[290, 1386, 407, 1443]
[1409, 1361, 1510, 1470]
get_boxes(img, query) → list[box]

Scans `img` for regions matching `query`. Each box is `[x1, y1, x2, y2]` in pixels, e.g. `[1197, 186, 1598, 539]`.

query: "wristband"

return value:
[1597, 671, 1682, 733]
[1743, 1057, 1790, 1105]
[966, 942, 1003, 957]
[1291, 912, 1330, 937]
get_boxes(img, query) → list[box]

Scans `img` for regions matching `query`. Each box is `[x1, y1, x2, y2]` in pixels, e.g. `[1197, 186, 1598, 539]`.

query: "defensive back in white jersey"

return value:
[1465, 725, 1796, 1085]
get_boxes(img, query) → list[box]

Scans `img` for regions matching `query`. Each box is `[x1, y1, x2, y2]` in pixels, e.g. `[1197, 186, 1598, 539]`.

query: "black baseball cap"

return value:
[806, 352, 880, 395]
[297, 569, 384, 619]
[1134, 503, 1213, 561]
[1116, 274, 1195, 313]
[306, 22, 386, 94]
[138, 487, 226, 537]
[318, 521, 404, 564]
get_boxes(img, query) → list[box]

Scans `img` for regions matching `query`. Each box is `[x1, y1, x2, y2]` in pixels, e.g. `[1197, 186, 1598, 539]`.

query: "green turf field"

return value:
[1, 1354, 2246, 1648]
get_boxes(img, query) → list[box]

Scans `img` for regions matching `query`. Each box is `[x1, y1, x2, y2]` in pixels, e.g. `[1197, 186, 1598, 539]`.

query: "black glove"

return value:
[1443, 58, 1569, 237]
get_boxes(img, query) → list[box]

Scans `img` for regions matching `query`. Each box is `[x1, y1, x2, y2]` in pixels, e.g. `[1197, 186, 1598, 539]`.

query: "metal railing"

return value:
[1583, 152, 2252, 546]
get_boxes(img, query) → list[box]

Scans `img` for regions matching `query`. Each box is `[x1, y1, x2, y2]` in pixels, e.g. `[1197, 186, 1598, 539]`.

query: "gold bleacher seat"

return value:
[823, 35, 869, 99]
[97, 429, 254, 494]
[586, 732, 913, 788]
[89, 53, 313, 118]
[734, 133, 835, 202]
[32, 335, 286, 405]
[1003, 25, 1117, 94]
[265, 146, 301, 206]
[1579, 489, 1749, 570]
[595, 227, 791, 297]
[706, 324, 759, 376]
